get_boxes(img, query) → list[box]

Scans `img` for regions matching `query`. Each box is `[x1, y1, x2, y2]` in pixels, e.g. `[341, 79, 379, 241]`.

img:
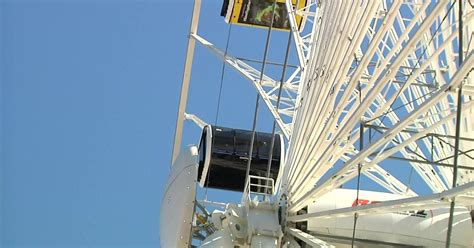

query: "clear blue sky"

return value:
[1, 1, 193, 247]
[1, 1, 428, 247]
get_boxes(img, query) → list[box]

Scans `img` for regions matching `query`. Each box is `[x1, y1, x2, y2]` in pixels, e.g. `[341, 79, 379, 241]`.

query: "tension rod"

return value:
[445, 1, 463, 247]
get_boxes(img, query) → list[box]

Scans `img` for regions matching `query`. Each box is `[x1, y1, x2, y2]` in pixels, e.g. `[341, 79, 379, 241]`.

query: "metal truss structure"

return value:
[281, 0, 474, 212]
[171, 0, 474, 247]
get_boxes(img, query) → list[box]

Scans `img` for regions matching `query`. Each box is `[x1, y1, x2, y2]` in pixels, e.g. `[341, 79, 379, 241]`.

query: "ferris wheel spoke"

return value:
[363, 106, 451, 193]
[290, 102, 472, 212]
[368, 32, 460, 122]
[284, 1, 470, 204]
[285, 0, 319, 68]
[340, 152, 418, 196]
[363, 164, 418, 196]
[281, 0, 383, 195]
[282, 1, 443, 196]
[288, 180, 474, 223]
[289, 97, 474, 212]
[288, 53, 474, 210]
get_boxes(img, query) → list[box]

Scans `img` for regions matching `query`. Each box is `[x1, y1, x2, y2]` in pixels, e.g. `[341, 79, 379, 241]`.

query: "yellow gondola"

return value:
[221, 0, 308, 31]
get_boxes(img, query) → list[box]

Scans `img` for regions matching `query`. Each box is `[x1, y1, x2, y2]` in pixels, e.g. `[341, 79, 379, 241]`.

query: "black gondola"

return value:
[197, 125, 284, 192]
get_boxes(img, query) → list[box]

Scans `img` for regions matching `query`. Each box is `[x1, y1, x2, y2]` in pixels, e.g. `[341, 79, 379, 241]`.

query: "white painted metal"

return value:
[292, 188, 473, 247]
[200, 229, 235, 247]
[171, 0, 202, 164]
[160, 146, 198, 247]
[289, 61, 474, 212]
[283, 0, 474, 214]
[287, 0, 442, 199]
[246, 201, 283, 247]
[190, 33, 298, 138]
[289, 181, 474, 222]
[197, 200, 227, 209]
[200, 204, 247, 247]
[286, 227, 335, 248]
[342, 150, 418, 196]
[200, 201, 282, 247]
[184, 113, 208, 129]
[198, 125, 212, 188]
[281, 0, 386, 197]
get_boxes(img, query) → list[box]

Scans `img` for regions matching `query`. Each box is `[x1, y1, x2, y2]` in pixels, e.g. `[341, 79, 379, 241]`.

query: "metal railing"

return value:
[243, 175, 275, 204]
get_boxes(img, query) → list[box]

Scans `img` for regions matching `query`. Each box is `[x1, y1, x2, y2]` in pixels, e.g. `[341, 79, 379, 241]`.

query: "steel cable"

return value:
[265, 31, 294, 188]
[244, 0, 279, 197]
[204, 24, 233, 201]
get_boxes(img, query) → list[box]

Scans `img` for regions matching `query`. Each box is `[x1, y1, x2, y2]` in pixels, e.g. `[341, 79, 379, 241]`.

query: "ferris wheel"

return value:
[161, 0, 474, 247]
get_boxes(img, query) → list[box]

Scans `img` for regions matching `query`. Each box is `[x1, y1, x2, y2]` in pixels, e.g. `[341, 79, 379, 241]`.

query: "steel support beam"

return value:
[172, 0, 202, 164]
[286, 227, 335, 248]
[288, 180, 474, 222]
